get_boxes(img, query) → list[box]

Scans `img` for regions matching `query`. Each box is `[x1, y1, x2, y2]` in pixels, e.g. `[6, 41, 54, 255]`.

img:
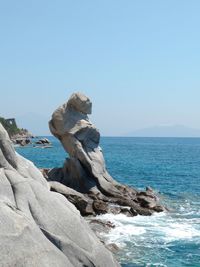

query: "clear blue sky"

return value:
[0, 0, 200, 135]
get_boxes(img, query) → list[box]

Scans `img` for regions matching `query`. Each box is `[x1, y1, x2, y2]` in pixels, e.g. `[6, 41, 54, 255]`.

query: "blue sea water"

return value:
[16, 137, 200, 267]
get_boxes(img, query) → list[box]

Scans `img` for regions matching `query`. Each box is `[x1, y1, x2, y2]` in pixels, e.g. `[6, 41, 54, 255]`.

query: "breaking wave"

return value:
[98, 195, 200, 267]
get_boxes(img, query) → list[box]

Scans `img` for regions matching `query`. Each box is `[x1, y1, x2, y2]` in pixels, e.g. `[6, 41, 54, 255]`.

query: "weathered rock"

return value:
[13, 138, 31, 146]
[130, 205, 154, 216]
[49, 181, 94, 216]
[89, 219, 115, 230]
[93, 200, 109, 215]
[137, 195, 157, 208]
[35, 138, 51, 145]
[43, 138, 51, 144]
[0, 123, 120, 267]
[47, 167, 64, 182]
[40, 168, 51, 179]
[88, 219, 116, 241]
[108, 205, 121, 215]
[120, 208, 136, 217]
[153, 205, 165, 212]
[106, 243, 119, 254]
[48, 92, 165, 217]
[35, 140, 42, 144]
[49, 92, 121, 197]
[129, 208, 138, 216]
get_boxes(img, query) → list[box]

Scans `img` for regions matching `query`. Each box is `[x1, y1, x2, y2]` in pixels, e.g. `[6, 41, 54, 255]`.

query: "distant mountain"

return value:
[127, 125, 200, 137]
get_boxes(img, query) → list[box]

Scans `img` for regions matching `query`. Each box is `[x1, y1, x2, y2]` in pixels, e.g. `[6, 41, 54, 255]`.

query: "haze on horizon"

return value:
[1, 1, 200, 136]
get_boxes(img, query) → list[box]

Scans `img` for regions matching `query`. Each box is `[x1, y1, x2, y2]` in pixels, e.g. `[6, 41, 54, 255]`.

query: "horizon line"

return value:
[37, 135, 200, 138]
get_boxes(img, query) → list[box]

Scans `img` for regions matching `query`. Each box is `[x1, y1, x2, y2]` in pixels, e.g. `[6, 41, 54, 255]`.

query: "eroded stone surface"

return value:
[48, 93, 165, 217]
[0, 123, 119, 267]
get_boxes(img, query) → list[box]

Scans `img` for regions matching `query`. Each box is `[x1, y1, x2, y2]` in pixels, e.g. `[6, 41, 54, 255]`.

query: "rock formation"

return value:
[48, 92, 164, 216]
[35, 138, 51, 145]
[0, 123, 119, 267]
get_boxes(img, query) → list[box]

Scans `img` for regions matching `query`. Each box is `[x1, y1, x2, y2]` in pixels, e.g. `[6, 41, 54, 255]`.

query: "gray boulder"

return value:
[48, 92, 164, 216]
[49, 92, 121, 197]
[0, 123, 120, 267]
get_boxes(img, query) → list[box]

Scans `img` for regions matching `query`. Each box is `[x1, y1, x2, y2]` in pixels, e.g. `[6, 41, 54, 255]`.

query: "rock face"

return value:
[49, 92, 164, 216]
[49, 92, 120, 196]
[0, 123, 119, 267]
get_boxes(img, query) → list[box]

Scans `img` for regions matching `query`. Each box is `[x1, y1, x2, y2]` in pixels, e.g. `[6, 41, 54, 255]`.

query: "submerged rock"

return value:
[12, 137, 31, 146]
[48, 92, 165, 217]
[0, 123, 119, 267]
[35, 138, 51, 145]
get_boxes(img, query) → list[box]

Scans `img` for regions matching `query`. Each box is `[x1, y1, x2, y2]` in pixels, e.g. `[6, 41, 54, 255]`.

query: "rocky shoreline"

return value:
[0, 92, 165, 267]
[12, 136, 52, 148]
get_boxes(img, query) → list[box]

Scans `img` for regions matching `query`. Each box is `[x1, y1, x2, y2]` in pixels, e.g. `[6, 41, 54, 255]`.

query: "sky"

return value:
[0, 0, 200, 136]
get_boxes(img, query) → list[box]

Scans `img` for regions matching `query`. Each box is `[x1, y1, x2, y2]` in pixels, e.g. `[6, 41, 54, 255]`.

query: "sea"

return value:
[16, 137, 200, 267]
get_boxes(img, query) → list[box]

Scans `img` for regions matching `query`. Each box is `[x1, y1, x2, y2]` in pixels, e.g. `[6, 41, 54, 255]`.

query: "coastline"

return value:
[15, 135, 200, 266]
[1, 94, 199, 267]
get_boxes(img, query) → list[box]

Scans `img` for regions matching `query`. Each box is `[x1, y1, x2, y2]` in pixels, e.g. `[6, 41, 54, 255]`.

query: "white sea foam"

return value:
[97, 213, 147, 246]
[96, 202, 200, 267]
[163, 222, 200, 242]
[97, 211, 200, 247]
